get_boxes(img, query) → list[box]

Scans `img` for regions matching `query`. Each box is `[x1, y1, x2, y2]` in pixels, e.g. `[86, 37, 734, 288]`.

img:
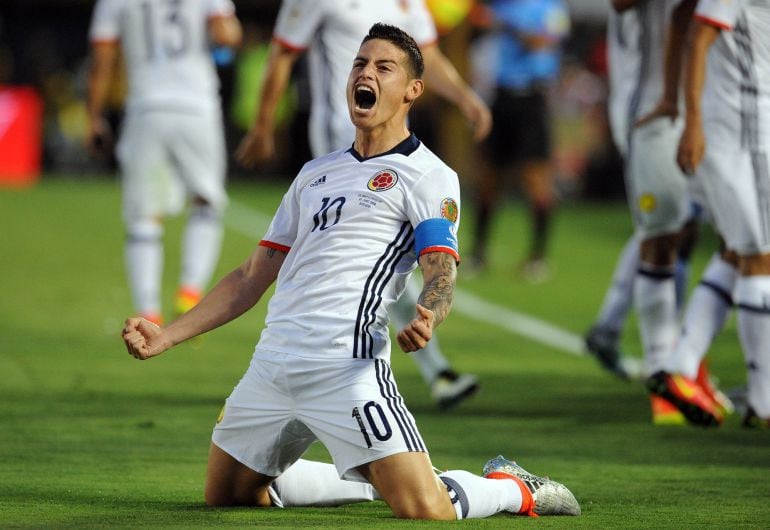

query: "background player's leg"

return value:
[734, 269, 770, 423]
[171, 110, 227, 316]
[176, 199, 224, 314]
[674, 216, 701, 309]
[635, 235, 679, 377]
[585, 232, 640, 377]
[669, 251, 737, 378]
[125, 218, 164, 324]
[519, 159, 555, 283]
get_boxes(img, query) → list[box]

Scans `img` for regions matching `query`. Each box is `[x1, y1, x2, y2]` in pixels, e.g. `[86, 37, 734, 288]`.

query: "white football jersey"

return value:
[606, 1, 678, 153]
[696, 0, 770, 149]
[89, 0, 235, 113]
[256, 134, 460, 362]
[272, 0, 438, 156]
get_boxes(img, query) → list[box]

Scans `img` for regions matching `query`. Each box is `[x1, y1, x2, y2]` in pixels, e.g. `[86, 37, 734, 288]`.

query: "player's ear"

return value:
[405, 78, 424, 103]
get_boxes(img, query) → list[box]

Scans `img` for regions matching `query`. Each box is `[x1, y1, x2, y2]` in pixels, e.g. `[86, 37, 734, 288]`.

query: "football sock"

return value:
[439, 470, 524, 519]
[635, 263, 677, 375]
[180, 204, 223, 292]
[669, 254, 736, 378]
[271, 459, 378, 507]
[735, 275, 770, 418]
[389, 279, 451, 384]
[595, 233, 640, 333]
[125, 219, 163, 316]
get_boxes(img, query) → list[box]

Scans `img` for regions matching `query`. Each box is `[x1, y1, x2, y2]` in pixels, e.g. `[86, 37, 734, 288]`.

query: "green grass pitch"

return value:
[1, 176, 768, 528]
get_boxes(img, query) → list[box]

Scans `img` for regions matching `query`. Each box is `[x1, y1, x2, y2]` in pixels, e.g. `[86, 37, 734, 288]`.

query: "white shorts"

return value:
[117, 108, 227, 222]
[626, 117, 689, 238]
[697, 147, 770, 254]
[212, 349, 427, 483]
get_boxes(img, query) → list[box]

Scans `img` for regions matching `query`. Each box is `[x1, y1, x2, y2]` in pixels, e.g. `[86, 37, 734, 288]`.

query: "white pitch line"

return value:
[451, 290, 586, 356]
[224, 199, 588, 357]
[225, 199, 273, 238]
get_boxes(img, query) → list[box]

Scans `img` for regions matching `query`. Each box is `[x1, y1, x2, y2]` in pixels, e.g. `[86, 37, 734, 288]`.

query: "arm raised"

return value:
[122, 245, 286, 360]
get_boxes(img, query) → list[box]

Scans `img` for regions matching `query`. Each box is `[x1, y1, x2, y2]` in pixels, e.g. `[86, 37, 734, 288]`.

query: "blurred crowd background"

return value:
[0, 0, 624, 199]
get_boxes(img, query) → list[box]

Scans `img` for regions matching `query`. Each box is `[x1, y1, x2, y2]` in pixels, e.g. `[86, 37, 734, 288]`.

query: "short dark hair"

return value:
[361, 23, 424, 79]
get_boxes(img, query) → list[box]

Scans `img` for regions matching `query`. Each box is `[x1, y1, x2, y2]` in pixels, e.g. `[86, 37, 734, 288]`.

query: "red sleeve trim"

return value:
[272, 35, 308, 53]
[695, 14, 733, 31]
[419, 246, 460, 264]
[259, 240, 291, 253]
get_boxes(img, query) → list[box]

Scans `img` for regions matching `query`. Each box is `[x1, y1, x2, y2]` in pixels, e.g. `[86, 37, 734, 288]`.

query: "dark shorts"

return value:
[483, 87, 551, 167]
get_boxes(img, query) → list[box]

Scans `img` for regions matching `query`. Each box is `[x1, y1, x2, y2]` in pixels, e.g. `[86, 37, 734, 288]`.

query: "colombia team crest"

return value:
[367, 169, 398, 192]
[440, 197, 459, 223]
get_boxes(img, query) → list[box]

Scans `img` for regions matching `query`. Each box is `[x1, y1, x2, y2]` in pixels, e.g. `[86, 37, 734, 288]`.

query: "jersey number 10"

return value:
[312, 197, 346, 232]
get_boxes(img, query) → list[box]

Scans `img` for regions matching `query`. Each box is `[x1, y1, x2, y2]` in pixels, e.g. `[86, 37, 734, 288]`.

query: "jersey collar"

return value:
[347, 132, 421, 162]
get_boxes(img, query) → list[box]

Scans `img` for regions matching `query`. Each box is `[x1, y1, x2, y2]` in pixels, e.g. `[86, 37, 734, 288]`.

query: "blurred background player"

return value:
[624, 0, 738, 424]
[585, 1, 736, 425]
[235, 0, 492, 410]
[87, 0, 242, 325]
[466, 0, 570, 282]
[583, 2, 677, 380]
[589, 0, 724, 426]
[670, 0, 770, 428]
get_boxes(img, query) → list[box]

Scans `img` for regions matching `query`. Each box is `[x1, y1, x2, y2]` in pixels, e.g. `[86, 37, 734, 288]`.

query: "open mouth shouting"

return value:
[353, 84, 377, 112]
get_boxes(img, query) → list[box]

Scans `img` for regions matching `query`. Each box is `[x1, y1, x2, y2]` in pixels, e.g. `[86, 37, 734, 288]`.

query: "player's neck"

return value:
[353, 124, 411, 159]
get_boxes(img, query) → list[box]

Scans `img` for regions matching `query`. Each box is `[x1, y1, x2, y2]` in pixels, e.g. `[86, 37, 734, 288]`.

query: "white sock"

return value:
[669, 254, 736, 378]
[271, 459, 378, 507]
[439, 470, 522, 519]
[735, 275, 770, 418]
[635, 264, 678, 376]
[180, 204, 224, 292]
[125, 219, 163, 315]
[595, 234, 640, 332]
[390, 279, 450, 384]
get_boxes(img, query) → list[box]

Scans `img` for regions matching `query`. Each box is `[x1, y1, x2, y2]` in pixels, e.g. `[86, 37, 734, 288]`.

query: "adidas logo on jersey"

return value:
[310, 175, 327, 187]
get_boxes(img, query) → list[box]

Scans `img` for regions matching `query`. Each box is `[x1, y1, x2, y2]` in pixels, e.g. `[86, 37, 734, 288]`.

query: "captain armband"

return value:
[414, 218, 459, 263]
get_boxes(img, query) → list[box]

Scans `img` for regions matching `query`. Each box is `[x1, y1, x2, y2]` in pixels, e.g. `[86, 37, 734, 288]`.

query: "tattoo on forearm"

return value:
[418, 253, 456, 327]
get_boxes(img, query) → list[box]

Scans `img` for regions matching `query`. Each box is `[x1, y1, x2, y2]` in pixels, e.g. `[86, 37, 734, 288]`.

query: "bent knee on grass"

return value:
[204, 443, 274, 507]
[358, 452, 456, 520]
[204, 486, 272, 508]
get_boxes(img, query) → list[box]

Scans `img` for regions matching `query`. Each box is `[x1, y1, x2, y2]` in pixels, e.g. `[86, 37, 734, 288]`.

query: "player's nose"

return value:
[358, 61, 377, 79]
